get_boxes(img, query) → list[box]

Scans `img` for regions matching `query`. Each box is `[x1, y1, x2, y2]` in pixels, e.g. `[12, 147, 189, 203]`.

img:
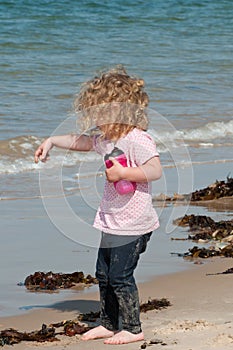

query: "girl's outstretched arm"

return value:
[34, 134, 93, 163]
[105, 156, 162, 183]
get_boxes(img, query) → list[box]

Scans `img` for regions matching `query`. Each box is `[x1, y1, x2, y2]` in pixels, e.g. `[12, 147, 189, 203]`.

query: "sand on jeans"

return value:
[0, 256, 233, 350]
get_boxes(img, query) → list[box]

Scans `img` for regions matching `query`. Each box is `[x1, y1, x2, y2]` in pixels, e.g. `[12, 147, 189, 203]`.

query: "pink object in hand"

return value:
[104, 147, 136, 195]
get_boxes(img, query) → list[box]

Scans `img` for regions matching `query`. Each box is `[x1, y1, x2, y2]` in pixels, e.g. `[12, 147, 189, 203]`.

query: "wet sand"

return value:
[0, 190, 200, 317]
[190, 196, 233, 212]
[0, 256, 233, 350]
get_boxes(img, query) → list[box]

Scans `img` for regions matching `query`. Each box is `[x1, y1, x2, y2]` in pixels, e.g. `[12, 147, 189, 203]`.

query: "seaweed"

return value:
[22, 271, 98, 292]
[140, 298, 171, 312]
[191, 176, 233, 201]
[141, 338, 167, 348]
[0, 319, 90, 346]
[0, 324, 57, 346]
[173, 214, 233, 242]
[172, 213, 233, 259]
[154, 176, 233, 202]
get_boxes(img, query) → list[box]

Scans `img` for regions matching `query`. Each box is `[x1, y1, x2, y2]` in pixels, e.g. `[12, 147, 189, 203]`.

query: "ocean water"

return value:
[1, 0, 233, 194]
[0, 0, 233, 317]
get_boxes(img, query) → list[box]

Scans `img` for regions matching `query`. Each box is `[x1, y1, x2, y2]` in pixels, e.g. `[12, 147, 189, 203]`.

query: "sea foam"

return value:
[0, 120, 232, 174]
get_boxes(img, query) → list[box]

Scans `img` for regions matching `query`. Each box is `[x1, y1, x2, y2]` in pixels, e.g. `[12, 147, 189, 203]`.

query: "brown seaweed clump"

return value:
[0, 320, 92, 346]
[24, 271, 98, 291]
[49, 320, 92, 337]
[186, 245, 233, 259]
[154, 177, 233, 203]
[140, 298, 171, 312]
[172, 244, 233, 259]
[172, 214, 233, 259]
[0, 324, 57, 346]
[173, 214, 233, 242]
[0, 318, 94, 346]
[190, 177, 233, 201]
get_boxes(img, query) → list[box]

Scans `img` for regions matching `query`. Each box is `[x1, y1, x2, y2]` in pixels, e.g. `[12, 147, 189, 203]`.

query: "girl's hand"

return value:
[34, 138, 53, 163]
[105, 158, 126, 182]
[34, 134, 93, 163]
[105, 156, 162, 183]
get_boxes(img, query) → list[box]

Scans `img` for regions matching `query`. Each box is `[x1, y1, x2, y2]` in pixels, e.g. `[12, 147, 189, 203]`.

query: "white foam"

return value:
[149, 119, 233, 144]
[1, 120, 232, 175]
[199, 143, 214, 147]
[20, 142, 34, 150]
[0, 152, 102, 174]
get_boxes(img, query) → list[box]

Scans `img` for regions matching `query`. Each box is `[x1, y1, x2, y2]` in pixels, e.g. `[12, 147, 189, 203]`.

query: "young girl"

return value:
[34, 66, 162, 345]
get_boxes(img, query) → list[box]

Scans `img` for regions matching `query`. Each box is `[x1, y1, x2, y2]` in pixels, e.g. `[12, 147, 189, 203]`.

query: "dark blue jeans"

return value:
[96, 231, 152, 334]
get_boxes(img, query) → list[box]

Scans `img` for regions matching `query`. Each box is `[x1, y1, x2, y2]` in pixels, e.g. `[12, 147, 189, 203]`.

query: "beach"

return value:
[0, 254, 233, 349]
[1, 164, 233, 349]
[1, 0, 233, 348]
[1, 156, 233, 350]
[1, 161, 232, 316]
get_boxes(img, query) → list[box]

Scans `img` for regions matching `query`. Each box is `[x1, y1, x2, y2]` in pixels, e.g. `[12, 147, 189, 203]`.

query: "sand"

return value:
[190, 197, 233, 212]
[0, 256, 233, 350]
[1, 162, 233, 350]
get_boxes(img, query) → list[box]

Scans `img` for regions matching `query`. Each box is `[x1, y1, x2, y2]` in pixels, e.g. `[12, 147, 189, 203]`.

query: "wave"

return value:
[149, 119, 233, 145]
[0, 135, 102, 174]
[0, 119, 232, 174]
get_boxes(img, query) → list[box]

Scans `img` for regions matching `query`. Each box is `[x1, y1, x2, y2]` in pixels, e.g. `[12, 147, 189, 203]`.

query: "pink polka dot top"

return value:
[93, 128, 160, 236]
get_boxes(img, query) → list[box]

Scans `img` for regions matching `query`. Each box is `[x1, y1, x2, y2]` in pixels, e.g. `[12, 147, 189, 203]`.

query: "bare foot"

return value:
[104, 330, 144, 344]
[81, 325, 115, 341]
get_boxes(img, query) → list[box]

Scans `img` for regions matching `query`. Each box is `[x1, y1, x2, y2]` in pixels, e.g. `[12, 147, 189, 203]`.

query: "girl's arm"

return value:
[105, 156, 162, 183]
[34, 134, 93, 163]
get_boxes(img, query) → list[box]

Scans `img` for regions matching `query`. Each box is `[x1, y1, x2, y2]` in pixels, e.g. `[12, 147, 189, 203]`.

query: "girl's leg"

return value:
[104, 232, 152, 344]
[96, 245, 119, 331]
[82, 234, 119, 341]
[82, 232, 152, 343]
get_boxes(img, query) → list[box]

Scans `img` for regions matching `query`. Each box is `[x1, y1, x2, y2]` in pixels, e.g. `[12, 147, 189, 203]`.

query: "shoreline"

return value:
[0, 257, 233, 349]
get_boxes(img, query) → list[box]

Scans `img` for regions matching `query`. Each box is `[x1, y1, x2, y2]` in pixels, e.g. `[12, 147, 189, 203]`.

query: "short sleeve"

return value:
[92, 134, 114, 156]
[132, 130, 159, 166]
[92, 134, 107, 155]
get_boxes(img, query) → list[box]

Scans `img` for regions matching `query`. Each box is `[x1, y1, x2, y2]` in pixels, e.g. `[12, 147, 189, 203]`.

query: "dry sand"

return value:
[0, 257, 233, 350]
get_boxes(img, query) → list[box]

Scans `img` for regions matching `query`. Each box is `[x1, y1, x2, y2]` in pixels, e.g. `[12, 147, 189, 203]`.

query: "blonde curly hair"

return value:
[74, 66, 149, 141]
